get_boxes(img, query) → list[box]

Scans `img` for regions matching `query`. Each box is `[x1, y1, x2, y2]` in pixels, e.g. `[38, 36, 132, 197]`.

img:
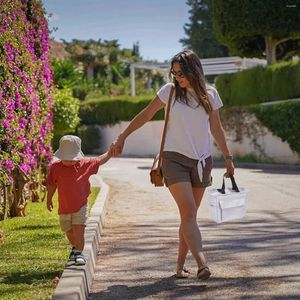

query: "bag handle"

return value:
[217, 174, 240, 194]
[157, 86, 175, 168]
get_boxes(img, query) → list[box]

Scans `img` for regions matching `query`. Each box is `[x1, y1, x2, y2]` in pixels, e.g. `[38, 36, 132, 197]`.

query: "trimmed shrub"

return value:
[216, 60, 300, 105]
[77, 125, 102, 154]
[79, 98, 163, 126]
[249, 101, 300, 155]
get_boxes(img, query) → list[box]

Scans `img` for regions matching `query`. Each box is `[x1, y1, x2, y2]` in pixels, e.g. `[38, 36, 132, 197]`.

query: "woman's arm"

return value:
[209, 109, 235, 176]
[110, 96, 165, 156]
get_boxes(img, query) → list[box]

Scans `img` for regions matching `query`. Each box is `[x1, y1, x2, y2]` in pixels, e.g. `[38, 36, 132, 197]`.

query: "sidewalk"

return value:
[88, 158, 300, 299]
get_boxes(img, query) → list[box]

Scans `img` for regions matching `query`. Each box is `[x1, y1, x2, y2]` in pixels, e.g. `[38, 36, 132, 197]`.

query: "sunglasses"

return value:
[171, 69, 185, 78]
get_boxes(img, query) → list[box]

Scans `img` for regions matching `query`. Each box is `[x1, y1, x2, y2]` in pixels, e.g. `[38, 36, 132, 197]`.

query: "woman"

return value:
[110, 50, 234, 280]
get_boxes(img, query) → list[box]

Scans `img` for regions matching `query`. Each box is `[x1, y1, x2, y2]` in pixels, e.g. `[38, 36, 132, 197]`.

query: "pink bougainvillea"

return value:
[0, 0, 53, 217]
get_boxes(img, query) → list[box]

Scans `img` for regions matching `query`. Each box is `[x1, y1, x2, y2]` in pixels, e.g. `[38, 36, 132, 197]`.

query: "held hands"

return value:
[110, 135, 125, 157]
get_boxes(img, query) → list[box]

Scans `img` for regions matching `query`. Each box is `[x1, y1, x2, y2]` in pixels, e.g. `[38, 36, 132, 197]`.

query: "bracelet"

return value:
[225, 155, 233, 161]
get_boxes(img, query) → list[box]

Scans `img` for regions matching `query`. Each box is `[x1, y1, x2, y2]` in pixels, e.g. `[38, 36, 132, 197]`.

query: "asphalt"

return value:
[87, 158, 300, 300]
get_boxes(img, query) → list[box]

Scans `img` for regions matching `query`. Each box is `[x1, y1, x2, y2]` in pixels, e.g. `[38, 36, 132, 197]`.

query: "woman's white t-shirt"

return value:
[157, 83, 223, 161]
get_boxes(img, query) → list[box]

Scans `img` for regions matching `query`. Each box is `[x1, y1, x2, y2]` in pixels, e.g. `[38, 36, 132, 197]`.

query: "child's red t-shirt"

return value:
[47, 158, 100, 214]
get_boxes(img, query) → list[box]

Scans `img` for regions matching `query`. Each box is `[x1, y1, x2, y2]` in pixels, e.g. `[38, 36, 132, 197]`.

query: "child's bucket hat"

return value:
[54, 135, 84, 160]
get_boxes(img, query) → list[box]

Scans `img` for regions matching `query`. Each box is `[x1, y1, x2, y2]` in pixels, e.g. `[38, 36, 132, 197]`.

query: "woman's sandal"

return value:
[176, 266, 190, 279]
[197, 265, 211, 280]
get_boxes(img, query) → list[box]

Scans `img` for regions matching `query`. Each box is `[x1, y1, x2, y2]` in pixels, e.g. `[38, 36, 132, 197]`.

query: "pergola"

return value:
[130, 56, 267, 96]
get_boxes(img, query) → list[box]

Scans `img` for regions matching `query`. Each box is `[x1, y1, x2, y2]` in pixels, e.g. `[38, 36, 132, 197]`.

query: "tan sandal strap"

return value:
[197, 265, 209, 274]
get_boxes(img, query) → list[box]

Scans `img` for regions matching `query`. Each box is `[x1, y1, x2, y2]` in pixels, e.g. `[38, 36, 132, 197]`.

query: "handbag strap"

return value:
[217, 174, 240, 194]
[157, 86, 174, 168]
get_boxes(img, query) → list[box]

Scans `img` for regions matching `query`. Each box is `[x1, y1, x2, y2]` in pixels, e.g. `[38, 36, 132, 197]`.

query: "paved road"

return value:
[89, 158, 300, 299]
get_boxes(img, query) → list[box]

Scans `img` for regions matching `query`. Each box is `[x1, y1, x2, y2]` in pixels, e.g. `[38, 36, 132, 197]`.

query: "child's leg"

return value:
[66, 229, 75, 246]
[71, 205, 88, 265]
[71, 224, 85, 251]
[72, 204, 88, 252]
[60, 214, 73, 247]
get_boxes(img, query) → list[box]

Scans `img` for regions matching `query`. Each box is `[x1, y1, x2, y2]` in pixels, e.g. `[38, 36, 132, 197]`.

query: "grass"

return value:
[0, 187, 100, 300]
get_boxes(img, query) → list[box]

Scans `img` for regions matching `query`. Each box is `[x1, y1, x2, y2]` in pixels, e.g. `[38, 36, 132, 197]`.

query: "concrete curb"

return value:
[52, 175, 110, 300]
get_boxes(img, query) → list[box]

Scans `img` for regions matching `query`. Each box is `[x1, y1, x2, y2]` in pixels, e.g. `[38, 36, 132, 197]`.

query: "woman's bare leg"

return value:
[176, 187, 206, 271]
[176, 187, 205, 271]
[169, 182, 207, 268]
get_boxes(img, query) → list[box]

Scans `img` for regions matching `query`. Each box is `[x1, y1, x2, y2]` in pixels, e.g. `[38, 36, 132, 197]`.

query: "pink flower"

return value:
[19, 118, 27, 129]
[0, 0, 54, 189]
[2, 120, 10, 128]
[19, 163, 31, 175]
[5, 159, 14, 173]
[6, 113, 13, 120]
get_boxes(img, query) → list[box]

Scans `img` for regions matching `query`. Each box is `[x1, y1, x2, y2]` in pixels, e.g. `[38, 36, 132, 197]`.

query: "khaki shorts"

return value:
[59, 204, 88, 232]
[162, 151, 213, 188]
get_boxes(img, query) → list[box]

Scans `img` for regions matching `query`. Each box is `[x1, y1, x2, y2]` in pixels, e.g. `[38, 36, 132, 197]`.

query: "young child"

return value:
[46, 135, 111, 265]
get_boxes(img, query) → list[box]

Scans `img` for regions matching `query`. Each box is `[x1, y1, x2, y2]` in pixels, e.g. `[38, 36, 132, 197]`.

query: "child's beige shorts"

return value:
[59, 204, 88, 232]
[162, 151, 213, 188]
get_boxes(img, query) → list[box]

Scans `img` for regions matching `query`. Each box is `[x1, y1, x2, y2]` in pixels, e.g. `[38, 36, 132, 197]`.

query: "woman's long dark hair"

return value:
[169, 50, 212, 114]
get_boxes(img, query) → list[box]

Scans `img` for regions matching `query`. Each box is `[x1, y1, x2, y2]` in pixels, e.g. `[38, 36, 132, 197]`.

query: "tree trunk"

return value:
[9, 169, 28, 218]
[265, 36, 277, 65]
[0, 184, 7, 221]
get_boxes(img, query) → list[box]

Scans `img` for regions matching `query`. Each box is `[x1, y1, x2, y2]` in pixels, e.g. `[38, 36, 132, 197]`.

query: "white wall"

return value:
[98, 121, 164, 157]
[97, 120, 299, 164]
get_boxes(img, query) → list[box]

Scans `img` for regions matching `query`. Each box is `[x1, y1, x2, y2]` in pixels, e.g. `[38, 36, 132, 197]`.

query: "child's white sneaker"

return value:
[68, 246, 76, 261]
[74, 252, 86, 265]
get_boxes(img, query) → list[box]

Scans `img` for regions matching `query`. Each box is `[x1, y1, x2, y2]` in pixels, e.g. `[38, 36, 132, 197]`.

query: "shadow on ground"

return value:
[89, 209, 300, 299]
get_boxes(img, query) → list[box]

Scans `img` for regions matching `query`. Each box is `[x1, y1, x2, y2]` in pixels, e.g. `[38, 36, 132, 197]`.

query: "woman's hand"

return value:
[225, 160, 235, 177]
[110, 135, 125, 156]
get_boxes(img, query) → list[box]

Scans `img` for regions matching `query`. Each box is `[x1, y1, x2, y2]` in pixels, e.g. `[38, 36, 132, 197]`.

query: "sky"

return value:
[42, 0, 190, 62]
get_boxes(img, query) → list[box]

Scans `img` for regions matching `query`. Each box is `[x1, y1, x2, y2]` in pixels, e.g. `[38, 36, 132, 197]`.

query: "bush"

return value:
[0, 0, 53, 218]
[249, 101, 300, 155]
[215, 60, 300, 105]
[53, 88, 80, 135]
[79, 98, 162, 126]
[72, 78, 95, 100]
[84, 94, 154, 104]
[79, 91, 300, 157]
[52, 59, 83, 90]
[77, 125, 102, 154]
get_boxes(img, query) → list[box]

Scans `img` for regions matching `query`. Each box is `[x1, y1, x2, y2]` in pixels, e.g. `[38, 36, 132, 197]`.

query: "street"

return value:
[89, 158, 300, 299]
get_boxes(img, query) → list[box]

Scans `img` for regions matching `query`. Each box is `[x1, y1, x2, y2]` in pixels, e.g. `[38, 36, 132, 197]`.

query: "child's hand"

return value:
[47, 200, 53, 212]
[110, 135, 125, 156]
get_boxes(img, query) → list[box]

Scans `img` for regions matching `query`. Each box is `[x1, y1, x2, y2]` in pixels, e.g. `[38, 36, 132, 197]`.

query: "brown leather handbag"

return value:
[150, 86, 174, 186]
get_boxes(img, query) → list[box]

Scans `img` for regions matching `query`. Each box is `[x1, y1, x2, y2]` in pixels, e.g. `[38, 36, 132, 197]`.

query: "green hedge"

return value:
[77, 125, 102, 154]
[80, 98, 300, 156]
[216, 60, 300, 106]
[84, 94, 155, 104]
[79, 99, 163, 125]
[249, 101, 300, 155]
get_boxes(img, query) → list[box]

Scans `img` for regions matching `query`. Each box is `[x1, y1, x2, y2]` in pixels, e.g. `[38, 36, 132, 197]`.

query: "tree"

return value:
[180, 0, 228, 58]
[213, 0, 300, 64]
[132, 41, 140, 57]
